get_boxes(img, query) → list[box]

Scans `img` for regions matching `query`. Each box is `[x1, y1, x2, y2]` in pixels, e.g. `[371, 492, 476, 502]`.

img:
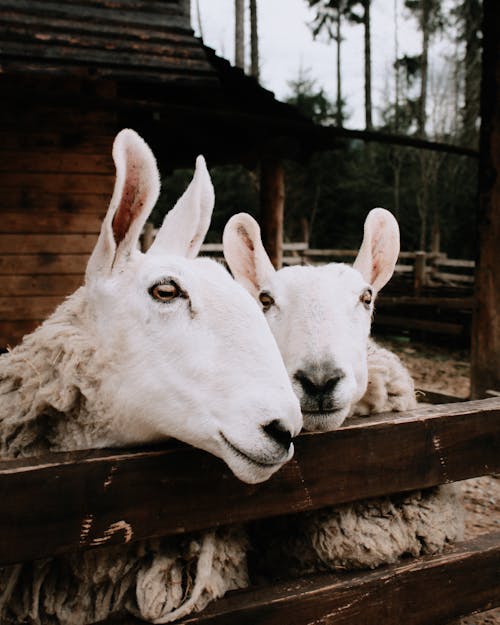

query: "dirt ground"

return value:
[379, 336, 500, 625]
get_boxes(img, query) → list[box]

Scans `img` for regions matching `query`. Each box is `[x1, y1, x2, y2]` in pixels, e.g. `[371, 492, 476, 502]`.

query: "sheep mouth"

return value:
[301, 408, 349, 432]
[302, 408, 344, 417]
[219, 432, 285, 469]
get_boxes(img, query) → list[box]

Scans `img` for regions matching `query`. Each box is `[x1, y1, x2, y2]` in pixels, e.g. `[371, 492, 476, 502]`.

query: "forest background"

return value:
[152, 0, 481, 259]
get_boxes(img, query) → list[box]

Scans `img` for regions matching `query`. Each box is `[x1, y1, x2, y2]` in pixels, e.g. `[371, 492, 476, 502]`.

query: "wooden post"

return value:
[142, 221, 155, 252]
[414, 251, 426, 296]
[471, 0, 500, 398]
[260, 157, 284, 269]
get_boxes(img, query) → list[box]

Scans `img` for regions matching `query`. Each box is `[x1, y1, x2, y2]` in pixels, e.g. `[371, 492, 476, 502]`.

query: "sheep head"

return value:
[82, 130, 302, 483]
[223, 208, 399, 432]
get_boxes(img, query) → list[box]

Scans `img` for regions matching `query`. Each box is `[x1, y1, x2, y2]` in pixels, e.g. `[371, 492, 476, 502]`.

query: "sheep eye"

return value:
[259, 291, 275, 312]
[360, 288, 373, 308]
[150, 282, 180, 303]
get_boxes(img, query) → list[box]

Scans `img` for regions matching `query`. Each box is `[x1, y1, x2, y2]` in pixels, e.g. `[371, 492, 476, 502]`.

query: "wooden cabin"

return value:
[0, 0, 498, 399]
[0, 0, 317, 347]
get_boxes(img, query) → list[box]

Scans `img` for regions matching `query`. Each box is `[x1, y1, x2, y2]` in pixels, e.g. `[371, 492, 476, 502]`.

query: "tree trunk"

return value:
[260, 157, 285, 270]
[336, 10, 343, 126]
[462, 0, 481, 147]
[195, 0, 204, 40]
[394, 0, 400, 132]
[364, 0, 373, 130]
[250, 0, 259, 80]
[418, 0, 430, 137]
[234, 0, 245, 70]
[471, 0, 500, 398]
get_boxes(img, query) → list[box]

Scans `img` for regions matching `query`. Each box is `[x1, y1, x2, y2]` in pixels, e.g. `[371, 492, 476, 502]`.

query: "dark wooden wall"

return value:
[0, 76, 117, 347]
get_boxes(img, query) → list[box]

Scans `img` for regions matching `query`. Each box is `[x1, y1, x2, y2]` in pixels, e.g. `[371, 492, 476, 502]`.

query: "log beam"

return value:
[260, 157, 284, 269]
[1, 398, 499, 565]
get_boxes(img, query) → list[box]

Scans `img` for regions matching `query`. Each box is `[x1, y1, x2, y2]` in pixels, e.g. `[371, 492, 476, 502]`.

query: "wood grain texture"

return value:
[0, 398, 498, 566]
[260, 157, 284, 270]
[0, 234, 97, 254]
[0, 274, 83, 296]
[0, 254, 89, 276]
[167, 533, 499, 625]
[471, 0, 500, 397]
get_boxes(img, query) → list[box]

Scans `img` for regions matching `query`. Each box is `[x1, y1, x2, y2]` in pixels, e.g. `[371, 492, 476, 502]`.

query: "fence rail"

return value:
[1, 399, 499, 565]
[1, 397, 499, 624]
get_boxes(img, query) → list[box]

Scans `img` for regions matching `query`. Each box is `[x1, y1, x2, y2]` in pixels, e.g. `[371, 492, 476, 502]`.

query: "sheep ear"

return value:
[148, 156, 214, 259]
[223, 213, 276, 297]
[353, 208, 400, 294]
[86, 129, 160, 280]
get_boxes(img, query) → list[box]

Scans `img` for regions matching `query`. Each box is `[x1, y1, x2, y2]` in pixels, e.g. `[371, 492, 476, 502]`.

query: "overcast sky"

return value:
[194, 0, 451, 129]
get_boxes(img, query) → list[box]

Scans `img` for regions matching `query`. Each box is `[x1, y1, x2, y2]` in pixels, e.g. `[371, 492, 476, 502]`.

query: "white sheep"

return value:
[223, 209, 464, 578]
[0, 129, 302, 624]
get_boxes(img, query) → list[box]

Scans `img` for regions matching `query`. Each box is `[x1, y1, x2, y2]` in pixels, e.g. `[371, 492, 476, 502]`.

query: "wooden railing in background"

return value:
[144, 228, 476, 341]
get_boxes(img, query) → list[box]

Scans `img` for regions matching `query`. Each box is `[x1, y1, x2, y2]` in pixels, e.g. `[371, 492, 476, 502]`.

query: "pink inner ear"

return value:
[238, 224, 255, 252]
[111, 160, 143, 247]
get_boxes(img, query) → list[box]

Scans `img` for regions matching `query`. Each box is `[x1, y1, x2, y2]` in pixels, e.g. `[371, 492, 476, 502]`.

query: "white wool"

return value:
[0, 528, 248, 625]
[353, 339, 417, 416]
[223, 209, 464, 579]
[249, 342, 464, 579]
[0, 130, 302, 624]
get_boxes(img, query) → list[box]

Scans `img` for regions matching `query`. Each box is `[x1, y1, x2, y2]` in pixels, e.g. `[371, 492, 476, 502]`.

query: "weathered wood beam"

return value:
[260, 157, 284, 269]
[471, 0, 500, 398]
[171, 533, 500, 625]
[0, 398, 498, 566]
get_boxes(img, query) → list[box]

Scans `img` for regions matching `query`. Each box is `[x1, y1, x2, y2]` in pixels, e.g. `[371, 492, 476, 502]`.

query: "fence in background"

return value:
[143, 226, 475, 341]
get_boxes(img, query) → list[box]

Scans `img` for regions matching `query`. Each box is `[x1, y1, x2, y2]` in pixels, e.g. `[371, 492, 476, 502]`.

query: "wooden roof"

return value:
[0, 0, 218, 85]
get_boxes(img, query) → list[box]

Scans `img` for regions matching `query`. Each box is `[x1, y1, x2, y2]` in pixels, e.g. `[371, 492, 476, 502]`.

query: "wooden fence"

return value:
[187, 238, 475, 340]
[1, 397, 499, 624]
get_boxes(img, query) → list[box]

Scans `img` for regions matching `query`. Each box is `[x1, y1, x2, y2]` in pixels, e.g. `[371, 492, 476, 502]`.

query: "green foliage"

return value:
[151, 164, 259, 244]
[285, 69, 337, 125]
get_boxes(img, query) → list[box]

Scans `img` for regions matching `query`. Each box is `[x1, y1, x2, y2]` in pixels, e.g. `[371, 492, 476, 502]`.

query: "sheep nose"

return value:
[262, 419, 293, 452]
[294, 368, 345, 398]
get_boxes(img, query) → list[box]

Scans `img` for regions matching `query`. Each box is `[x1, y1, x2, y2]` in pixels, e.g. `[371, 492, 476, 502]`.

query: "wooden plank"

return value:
[0, 10, 196, 46]
[433, 272, 475, 284]
[0, 107, 117, 130]
[377, 296, 474, 309]
[0, 0, 190, 31]
[0, 41, 212, 73]
[374, 315, 465, 336]
[416, 389, 466, 404]
[304, 249, 358, 258]
[0, 254, 89, 275]
[0, 130, 113, 153]
[0, 320, 41, 348]
[0, 274, 83, 296]
[0, 398, 498, 565]
[164, 533, 500, 625]
[0, 152, 114, 174]
[0, 234, 97, 254]
[436, 258, 475, 269]
[0, 295, 64, 320]
[0, 212, 102, 233]
[0, 189, 109, 213]
[0, 24, 208, 62]
[0, 173, 114, 195]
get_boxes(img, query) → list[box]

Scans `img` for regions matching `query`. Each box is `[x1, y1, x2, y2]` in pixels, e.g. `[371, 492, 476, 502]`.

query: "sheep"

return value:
[0, 129, 302, 625]
[223, 209, 464, 579]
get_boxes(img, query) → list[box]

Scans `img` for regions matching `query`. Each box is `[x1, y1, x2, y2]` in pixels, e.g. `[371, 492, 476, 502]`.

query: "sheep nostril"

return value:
[262, 419, 293, 452]
[294, 369, 345, 397]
